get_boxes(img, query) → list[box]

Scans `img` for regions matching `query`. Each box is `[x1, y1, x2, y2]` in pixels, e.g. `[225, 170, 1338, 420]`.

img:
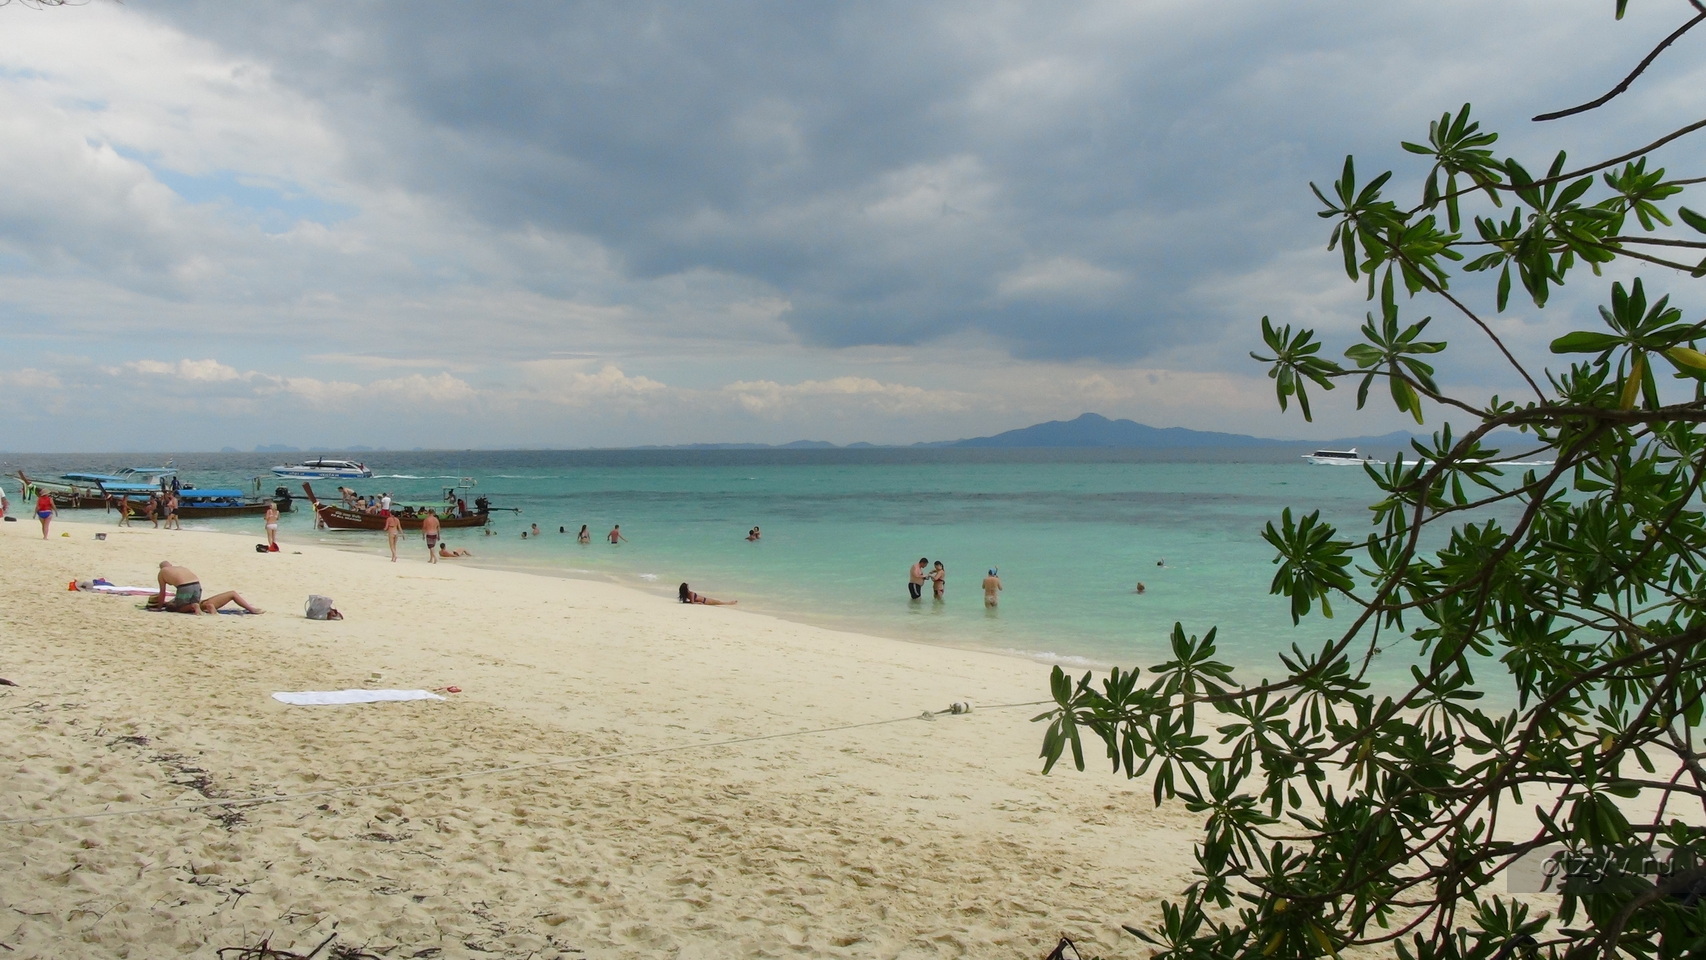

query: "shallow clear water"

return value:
[5, 448, 1445, 686]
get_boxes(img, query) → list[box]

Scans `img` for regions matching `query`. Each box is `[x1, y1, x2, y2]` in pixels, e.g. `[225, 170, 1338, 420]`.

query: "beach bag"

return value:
[256, 543, 269, 553]
[305, 595, 335, 620]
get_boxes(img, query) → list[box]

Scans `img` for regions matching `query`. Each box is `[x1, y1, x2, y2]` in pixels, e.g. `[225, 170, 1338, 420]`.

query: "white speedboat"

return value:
[1304, 448, 1378, 465]
[271, 458, 373, 480]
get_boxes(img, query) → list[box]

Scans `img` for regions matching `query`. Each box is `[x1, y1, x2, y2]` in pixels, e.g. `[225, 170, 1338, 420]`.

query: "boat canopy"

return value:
[63, 467, 176, 484]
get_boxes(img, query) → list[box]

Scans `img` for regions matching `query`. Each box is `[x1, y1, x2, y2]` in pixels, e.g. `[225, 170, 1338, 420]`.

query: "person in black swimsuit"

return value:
[678, 583, 737, 605]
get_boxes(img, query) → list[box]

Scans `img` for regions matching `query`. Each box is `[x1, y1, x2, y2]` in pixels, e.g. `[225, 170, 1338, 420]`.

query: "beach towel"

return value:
[144, 605, 252, 614]
[271, 689, 445, 706]
[80, 583, 158, 596]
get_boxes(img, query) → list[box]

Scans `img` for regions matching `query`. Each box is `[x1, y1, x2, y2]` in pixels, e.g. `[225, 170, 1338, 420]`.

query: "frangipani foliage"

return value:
[1038, 5, 1706, 959]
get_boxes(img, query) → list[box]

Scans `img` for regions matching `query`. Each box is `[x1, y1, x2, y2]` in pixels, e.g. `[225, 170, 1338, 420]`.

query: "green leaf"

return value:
[1550, 331, 1624, 354]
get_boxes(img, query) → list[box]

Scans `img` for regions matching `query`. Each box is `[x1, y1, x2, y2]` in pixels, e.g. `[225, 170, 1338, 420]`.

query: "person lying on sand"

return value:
[437, 543, 472, 558]
[151, 560, 264, 615]
[678, 582, 737, 605]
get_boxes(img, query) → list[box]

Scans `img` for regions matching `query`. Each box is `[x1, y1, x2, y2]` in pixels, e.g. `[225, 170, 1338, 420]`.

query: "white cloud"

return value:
[115, 358, 243, 382]
[517, 362, 670, 410]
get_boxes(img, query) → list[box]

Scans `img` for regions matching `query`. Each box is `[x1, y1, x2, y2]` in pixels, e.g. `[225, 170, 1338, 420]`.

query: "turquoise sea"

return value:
[5, 448, 1452, 687]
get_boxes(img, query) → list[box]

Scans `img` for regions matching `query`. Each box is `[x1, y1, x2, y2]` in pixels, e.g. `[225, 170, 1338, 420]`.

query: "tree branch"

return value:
[1534, 10, 1706, 121]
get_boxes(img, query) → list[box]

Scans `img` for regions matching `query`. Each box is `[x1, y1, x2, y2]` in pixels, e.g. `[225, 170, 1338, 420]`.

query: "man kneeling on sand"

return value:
[152, 560, 264, 615]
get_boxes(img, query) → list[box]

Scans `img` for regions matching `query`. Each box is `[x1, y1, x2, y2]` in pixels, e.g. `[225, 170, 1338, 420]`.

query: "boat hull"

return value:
[273, 459, 374, 480]
[1303, 448, 1378, 466]
[172, 500, 293, 519]
[273, 468, 374, 480]
[18, 473, 292, 516]
[311, 503, 488, 531]
[301, 483, 486, 531]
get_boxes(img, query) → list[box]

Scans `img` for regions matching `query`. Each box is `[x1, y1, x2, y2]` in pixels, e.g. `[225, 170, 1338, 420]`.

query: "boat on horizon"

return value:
[272, 458, 373, 480]
[1303, 448, 1379, 465]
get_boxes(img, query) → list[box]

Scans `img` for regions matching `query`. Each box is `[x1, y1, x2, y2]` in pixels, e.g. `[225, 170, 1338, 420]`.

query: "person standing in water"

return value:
[982, 568, 1003, 607]
[908, 558, 929, 600]
[608, 524, 627, 544]
[931, 561, 946, 601]
[578, 524, 590, 544]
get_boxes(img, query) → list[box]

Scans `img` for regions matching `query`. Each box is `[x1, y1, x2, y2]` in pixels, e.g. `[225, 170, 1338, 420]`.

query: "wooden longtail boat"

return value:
[302, 483, 489, 531]
[18, 472, 293, 517]
[152, 487, 295, 519]
[17, 470, 168, 509]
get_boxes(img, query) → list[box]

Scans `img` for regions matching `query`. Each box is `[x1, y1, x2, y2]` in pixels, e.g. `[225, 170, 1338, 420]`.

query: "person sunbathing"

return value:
[151, 560, 264, 614]
[437, 543, 472, 558]
[678, 582, 737, 605]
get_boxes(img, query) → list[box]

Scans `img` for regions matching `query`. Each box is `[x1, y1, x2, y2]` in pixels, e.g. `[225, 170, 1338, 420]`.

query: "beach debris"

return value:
[0, 677, 16, 687]
[1043, 936, 1095, 960]
[216, 932, 339, 960]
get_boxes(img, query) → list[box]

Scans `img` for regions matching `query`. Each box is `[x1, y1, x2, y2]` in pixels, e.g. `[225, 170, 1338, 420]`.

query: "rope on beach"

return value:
[0, 699, 1053, 827]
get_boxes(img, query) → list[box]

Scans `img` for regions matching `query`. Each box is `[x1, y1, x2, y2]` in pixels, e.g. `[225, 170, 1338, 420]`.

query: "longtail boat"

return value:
[302, 483, 489, 531]
[154, 487, 295, 519]
[19, 471, 293, 517]
[17, 469, 173, 510]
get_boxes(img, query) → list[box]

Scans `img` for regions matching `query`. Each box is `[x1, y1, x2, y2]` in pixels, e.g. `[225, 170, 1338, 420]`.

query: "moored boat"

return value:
[272, 458, 374, 480]
[17, 469, 170, 509]
[19, 470, 293, 517]
[158, 487, 295, 519]
[302, 483, 488, 530]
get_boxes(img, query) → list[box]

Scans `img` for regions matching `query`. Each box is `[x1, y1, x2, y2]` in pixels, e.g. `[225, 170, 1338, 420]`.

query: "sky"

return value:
[1, 0, 1703, 451]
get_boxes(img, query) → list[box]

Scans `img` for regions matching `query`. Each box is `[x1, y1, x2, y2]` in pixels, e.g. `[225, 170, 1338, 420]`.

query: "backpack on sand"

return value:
[305, 595, 335, 620]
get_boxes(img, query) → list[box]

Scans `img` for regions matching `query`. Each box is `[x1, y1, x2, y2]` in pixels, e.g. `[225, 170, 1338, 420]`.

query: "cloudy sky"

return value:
[1, 1, 1702, 451]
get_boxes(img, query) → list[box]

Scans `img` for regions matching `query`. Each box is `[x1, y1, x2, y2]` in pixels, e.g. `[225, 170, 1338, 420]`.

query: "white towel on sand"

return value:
[271, 689, 445, 706]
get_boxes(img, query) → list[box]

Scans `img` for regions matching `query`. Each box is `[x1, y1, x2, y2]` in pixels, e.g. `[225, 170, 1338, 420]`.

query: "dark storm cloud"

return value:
[140, 1, 1697, 363]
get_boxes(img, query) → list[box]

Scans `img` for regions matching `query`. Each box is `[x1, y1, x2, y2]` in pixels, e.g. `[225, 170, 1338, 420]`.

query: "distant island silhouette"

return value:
[625, 413, 1420, 452]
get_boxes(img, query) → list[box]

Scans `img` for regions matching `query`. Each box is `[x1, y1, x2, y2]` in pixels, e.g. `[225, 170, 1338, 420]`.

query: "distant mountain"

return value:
[617, 413, 1537, 453]
[920, 413, 1410, 450]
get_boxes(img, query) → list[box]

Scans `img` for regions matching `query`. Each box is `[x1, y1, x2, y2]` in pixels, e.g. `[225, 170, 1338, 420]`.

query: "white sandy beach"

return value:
[0, 516, 1200, 959]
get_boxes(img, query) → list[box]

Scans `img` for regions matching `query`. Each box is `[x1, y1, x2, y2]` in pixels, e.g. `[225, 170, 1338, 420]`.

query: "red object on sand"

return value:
[445, 686, 461, 694]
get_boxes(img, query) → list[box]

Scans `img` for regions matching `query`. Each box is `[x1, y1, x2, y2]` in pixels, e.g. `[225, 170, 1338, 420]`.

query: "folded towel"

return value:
[271, 689, 445, 706]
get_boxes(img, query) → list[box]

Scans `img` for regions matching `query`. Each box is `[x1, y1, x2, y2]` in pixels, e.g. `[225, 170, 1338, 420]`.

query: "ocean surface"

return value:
[3, 447, 1506, 689]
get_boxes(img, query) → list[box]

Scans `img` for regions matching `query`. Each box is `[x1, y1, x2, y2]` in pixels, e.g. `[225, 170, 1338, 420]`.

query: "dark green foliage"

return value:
[1039, 6, 1706, 958]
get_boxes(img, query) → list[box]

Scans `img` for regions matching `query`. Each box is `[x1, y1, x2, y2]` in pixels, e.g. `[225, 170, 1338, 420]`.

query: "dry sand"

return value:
[0, 517, 1200, 959]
